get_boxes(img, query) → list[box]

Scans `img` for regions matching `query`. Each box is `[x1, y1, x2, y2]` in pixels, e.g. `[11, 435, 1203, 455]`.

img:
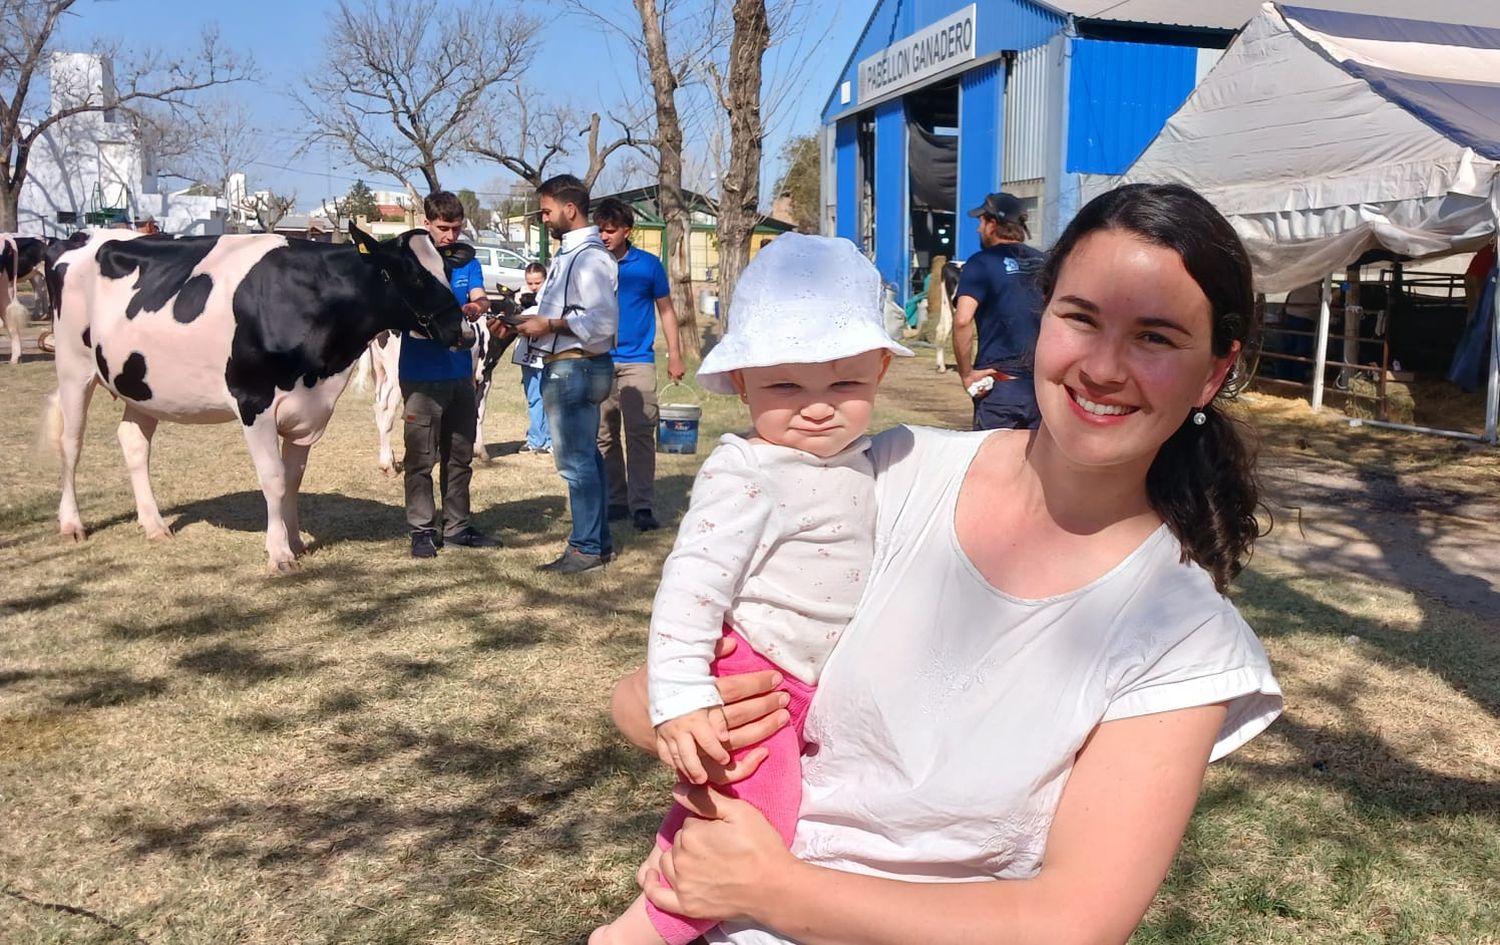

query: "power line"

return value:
[241, 158, 540, 199]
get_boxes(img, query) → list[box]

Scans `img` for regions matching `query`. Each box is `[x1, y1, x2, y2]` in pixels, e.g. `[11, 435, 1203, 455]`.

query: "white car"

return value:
[471, 244, 533, 293]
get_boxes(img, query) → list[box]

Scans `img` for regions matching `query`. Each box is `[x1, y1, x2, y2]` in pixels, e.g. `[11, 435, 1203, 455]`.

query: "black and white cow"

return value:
[46, 223, 475, 573]
[366, 285, 521, 470]
[2, 234, 48, 364]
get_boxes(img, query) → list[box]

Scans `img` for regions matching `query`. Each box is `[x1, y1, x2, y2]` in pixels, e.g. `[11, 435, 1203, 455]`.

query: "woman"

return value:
[516, 261, 552, 454]
[608, 183, 1283, 944]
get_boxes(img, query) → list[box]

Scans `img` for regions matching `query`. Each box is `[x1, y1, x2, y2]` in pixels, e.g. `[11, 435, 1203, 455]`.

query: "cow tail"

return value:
[351, 346, 373, 395]
[37, 389, 63, 462]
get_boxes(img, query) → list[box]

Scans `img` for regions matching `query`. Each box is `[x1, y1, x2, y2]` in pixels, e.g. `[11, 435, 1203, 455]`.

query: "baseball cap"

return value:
[966, 192, 1024, 221]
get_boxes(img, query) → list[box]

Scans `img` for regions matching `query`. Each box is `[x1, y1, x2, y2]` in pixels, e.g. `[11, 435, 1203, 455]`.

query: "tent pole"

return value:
[1485, 231, 1498, 444]
[1312, 274, 1332, 411]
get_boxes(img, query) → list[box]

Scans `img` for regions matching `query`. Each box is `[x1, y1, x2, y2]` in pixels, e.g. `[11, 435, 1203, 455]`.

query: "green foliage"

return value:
[774, 132, 820, 233]
[457, 188, 490, 230]
[344, 179, 378, 221]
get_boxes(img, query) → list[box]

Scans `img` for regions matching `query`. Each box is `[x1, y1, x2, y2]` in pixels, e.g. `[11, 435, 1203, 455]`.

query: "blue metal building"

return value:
[818, 0, 1252, 304]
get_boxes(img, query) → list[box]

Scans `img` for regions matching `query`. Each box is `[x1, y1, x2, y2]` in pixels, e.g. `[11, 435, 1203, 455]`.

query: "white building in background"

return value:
[18, 52, 224, 237]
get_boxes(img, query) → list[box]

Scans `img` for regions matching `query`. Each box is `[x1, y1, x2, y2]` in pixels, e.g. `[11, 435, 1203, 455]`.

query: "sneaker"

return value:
[517, 443, 537, 455]
[537, 548, 605, 574]
[445, 528, 501, 549]
[632, 509, 660, 531]
[535, 445, 552, 455]
[410, 529, 439, 559]
[607, 504, 630, 522]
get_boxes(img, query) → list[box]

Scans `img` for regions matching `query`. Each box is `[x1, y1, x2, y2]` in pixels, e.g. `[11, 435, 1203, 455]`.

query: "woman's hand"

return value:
[610, 635, 791, 784]
[643, 784, 798, 922]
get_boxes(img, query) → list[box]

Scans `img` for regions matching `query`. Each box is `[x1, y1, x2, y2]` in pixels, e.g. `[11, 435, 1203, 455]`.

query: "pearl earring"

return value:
[1192, 409, 1207, 426]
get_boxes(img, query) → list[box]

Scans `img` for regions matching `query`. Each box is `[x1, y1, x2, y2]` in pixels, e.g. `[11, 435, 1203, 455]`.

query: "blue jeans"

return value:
[520, 364, 551, 449]
[542, 353, 614, 556]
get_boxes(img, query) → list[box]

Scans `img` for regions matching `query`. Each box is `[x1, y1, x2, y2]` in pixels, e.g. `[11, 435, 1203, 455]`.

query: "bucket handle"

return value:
[660, 381, 703, 406]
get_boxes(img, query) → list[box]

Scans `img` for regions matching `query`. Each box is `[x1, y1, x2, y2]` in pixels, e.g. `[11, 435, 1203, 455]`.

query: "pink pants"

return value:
[645, 627, 816, 945]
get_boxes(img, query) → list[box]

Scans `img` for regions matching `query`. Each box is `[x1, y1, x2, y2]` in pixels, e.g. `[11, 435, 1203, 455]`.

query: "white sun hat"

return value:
[696, 233, 913, 395]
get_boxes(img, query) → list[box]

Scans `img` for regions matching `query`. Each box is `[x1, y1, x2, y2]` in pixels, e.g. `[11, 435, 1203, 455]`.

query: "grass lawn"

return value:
[1, 338, 1497, 944]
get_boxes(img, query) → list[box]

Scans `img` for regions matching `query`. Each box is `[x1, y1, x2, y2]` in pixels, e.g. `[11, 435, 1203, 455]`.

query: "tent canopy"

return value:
[1121, 2, 1500, 294]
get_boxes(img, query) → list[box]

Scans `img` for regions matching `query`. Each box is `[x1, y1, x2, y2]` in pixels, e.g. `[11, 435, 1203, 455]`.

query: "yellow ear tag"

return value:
[356, 242, 371, 255]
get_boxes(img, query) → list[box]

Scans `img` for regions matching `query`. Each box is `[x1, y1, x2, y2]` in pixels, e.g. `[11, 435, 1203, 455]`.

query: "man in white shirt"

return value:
[516, 174, 620, 574]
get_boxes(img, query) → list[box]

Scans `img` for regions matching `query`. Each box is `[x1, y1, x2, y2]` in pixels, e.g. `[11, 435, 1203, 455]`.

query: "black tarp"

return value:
[908, 123, 957, 211]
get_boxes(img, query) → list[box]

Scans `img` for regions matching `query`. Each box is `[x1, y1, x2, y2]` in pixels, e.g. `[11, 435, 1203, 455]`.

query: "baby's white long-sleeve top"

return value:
[648, 433, 877, 726]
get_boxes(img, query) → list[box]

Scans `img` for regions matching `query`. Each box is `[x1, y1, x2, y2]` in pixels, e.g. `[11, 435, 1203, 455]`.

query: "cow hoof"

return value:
[59, 526, 87, 543]
[268, 558, 302, 576]
[145, 527, 174, 542]
[289, 540, 308, 558]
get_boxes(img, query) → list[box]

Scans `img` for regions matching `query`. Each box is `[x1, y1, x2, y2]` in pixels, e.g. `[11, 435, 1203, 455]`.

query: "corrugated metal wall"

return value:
[835, 119, 859, 243]
[873, 99, 909, 296]
[1003, 44, 1050, 184]
[1065, 38, 1198, 175]
[957, 62, 1004, 260]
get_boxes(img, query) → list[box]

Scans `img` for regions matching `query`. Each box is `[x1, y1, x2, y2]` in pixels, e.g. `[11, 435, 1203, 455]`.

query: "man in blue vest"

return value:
[952, 192, 1046, 430]
[593, 197, 685, 532]
[515, 175, 620, 575]
[400, 191, 501, 558]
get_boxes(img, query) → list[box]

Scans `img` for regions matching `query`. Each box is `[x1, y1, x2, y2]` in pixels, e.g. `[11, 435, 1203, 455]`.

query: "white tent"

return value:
[1120, 2, 1500, 442]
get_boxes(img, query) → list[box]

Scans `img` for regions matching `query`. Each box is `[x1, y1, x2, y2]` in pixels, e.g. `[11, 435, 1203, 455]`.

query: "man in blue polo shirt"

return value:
[952, 191, 1046, 430]
[593, 197, 684, 532]
[400, 190, 501, 558]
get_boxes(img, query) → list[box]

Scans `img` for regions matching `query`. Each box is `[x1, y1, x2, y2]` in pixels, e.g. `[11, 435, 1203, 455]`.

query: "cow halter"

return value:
[358, 238, 454, 340]
[378, 268, 455, 340]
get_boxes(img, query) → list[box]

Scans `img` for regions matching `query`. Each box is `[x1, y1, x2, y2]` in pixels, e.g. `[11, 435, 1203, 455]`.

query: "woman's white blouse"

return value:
[713, 426, 1283, 945]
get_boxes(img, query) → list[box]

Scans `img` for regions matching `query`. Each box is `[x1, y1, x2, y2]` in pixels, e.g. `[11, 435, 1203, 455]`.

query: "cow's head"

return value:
[489, 284, 520, 320]
[348, 222, 473, 349]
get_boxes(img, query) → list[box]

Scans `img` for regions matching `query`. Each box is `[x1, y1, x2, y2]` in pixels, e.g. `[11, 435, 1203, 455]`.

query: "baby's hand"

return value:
[655, 706, 732, 785]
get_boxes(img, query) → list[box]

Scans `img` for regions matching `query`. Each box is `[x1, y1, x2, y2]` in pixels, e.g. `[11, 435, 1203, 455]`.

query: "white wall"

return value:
[16, 53, 217, 237]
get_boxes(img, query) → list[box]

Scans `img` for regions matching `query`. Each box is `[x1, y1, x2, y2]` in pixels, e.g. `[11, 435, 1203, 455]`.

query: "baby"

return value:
[592, 234, 911, 945]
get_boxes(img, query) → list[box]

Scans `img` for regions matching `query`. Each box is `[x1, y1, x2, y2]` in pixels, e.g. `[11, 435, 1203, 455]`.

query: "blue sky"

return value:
[56, 0, 869, 210]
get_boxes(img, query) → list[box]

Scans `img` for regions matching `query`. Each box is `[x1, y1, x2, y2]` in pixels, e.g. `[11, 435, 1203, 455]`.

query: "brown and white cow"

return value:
[934, 259, 963, 374]
[2, 234, 48, 364]
[45, 223, 474, 573]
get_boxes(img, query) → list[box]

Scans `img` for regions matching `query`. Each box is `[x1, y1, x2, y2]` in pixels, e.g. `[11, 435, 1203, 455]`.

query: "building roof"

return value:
[595, 185, 796, 233]
[1039, 0, 1500, 31]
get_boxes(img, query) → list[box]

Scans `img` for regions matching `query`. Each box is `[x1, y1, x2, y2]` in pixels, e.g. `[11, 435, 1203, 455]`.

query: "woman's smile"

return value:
[1066, 387, 1139, 420]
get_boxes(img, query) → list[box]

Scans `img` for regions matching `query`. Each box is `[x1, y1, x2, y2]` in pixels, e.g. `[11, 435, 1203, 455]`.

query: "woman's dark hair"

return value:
[1038, 183, 1263, 593]
[523, 261, 546, 277]
[593, 197, 635, 230]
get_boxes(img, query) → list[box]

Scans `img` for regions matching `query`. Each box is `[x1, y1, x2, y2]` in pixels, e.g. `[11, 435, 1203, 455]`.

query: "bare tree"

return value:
[689, 0, 823, 318]
[563, 0, 728, 359]
[185, 95, 264, 199]
[297, 0, 538, 195]
[466, 87, 641, 195]
[712, 0, 769, 323]
[0, 1, 254, 230]
[241, 190, 296, 232]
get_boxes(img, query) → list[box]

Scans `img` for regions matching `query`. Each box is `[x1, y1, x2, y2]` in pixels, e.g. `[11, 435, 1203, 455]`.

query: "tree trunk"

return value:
[0, 183, 19, 232]
[635, 0, 700, 359]
[715, 0, 770, 328]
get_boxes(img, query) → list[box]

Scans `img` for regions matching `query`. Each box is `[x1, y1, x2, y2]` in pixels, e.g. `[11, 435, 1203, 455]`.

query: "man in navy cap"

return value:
[952, 192, 1045, 430]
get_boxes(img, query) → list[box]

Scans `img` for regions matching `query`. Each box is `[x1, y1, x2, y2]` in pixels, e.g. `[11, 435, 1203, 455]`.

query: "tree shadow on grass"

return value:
[1236, 567, 1500, 719]
[174, 642, 328, 686]
[0, 666, 169, 710]
[168, 491, 397, 547]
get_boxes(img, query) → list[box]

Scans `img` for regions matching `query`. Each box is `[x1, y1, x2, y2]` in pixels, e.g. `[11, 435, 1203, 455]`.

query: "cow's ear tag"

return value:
[356, 242, 371, 255]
